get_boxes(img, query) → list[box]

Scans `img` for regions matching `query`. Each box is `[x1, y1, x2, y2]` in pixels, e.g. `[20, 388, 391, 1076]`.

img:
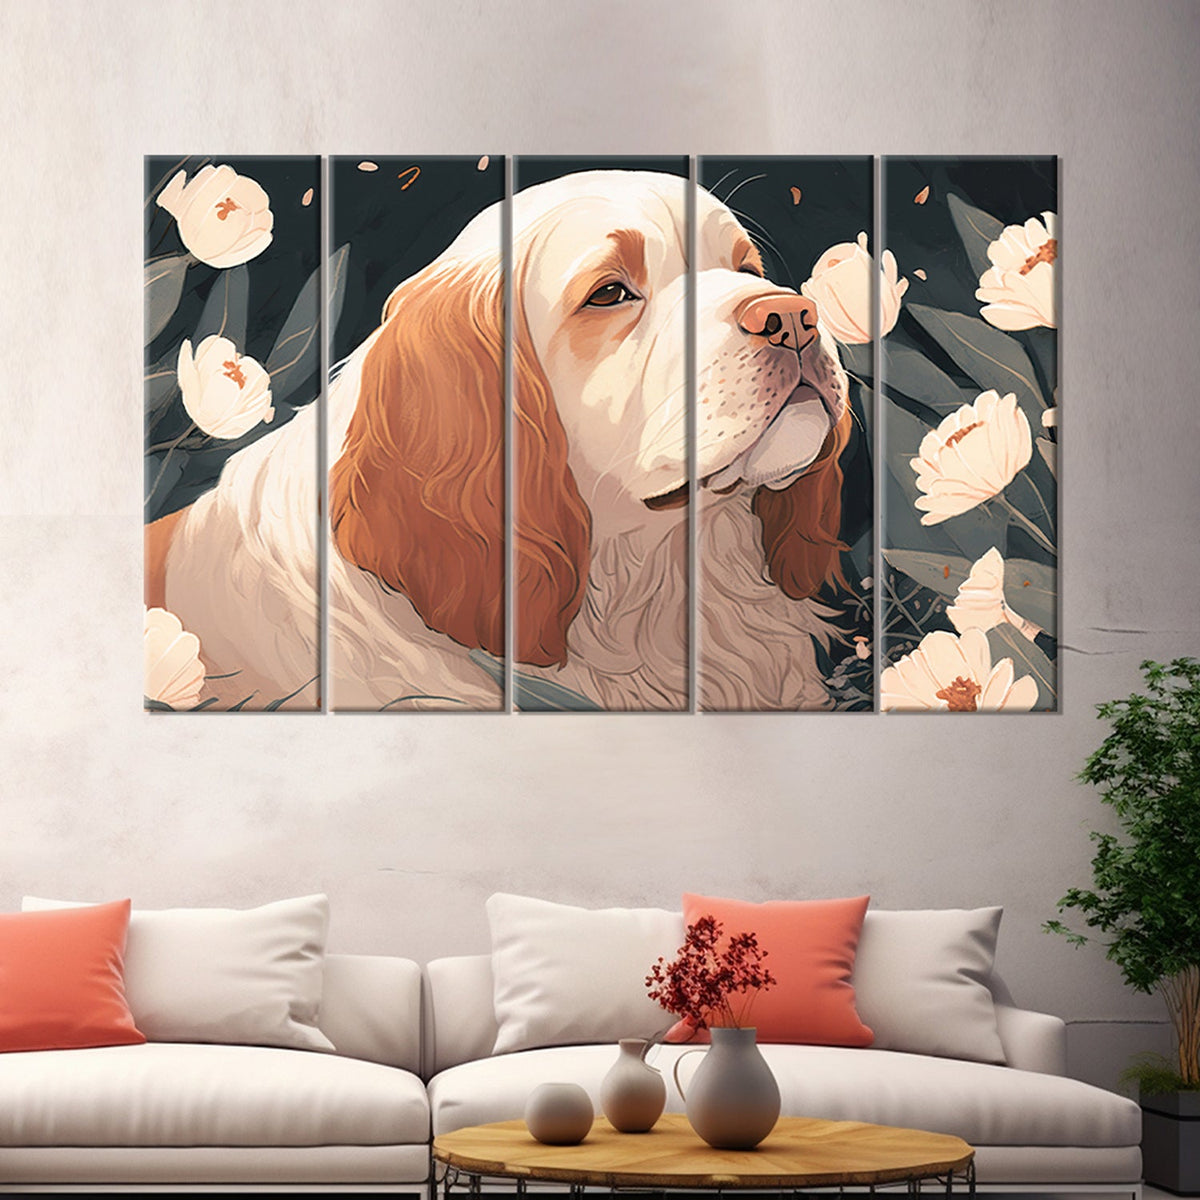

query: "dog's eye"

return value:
[738, 264, 764, 278]
[585, 282, 638, 307]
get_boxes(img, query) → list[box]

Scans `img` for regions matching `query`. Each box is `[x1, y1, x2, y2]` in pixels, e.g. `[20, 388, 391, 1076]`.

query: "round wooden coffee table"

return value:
[434, 1114, 975, 1194]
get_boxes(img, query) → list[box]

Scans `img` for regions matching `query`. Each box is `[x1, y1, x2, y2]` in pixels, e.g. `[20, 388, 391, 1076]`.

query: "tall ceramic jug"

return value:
[673, 1026, 780, 1150]
[600, 1038, 667, 1132]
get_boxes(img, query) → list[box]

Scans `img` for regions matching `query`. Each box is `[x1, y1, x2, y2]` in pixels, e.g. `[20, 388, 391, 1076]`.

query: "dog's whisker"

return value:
[705, 169, 742, 204]
[720, 173, 768, 207]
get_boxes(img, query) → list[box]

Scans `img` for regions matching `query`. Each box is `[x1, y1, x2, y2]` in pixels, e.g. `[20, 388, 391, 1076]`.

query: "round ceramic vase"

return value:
[600, 1038, 667, 1132]
[674, 1026, 781, 1150]
[523, 1082, 594, 1145]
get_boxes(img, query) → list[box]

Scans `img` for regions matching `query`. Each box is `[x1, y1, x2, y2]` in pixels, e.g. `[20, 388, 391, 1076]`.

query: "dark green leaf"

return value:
[145, 253, 190, 343]
[907, 303, 1046, 421]
[947, 193, 1004, 283]
[1037, 437, 1057, 478]
[883, 549, 971, 597]
[884, 341, 977, 414]
[193, 265, 249, 346]
[265, 244, 350, 404]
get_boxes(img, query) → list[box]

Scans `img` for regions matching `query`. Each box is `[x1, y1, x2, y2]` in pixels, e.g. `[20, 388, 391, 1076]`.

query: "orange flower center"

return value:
[945, 421, 983, 449]
[1020, 238, 1057, 275]
[222, 359, 246, 389]
[936, 676, 982, 712]
[215, 197, 240, 221]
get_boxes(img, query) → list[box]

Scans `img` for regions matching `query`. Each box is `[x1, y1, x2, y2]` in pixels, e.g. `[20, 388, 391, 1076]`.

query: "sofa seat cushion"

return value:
[428, 1044, 1140, 1150]
[0, 1043, 429, 1147]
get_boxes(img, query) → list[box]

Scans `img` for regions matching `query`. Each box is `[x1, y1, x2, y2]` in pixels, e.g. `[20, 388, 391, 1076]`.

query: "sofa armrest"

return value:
[994, 1002, 1067, 1075]
[319, 954, 422, 1072]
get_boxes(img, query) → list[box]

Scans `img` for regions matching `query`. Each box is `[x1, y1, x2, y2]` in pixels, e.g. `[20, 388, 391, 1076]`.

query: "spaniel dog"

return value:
[148, 170, 851, 711]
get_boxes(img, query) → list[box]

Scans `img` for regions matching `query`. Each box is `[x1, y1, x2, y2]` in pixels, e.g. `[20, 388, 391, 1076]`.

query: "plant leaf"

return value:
[947, 193, 1004, 283]
[883, 549, 972, 597]
[838, 341, 873, 380]
[192, 265, 249, 347]
[907, 303, 1046, 419]
[1037, 436, 1057, 478]
[988, 624, 1056, 710]
[145, 253, 190, 343]
[265, 244, 350, 404]
[1003, 559, 1056, 636]
[884, 340, 976, 415]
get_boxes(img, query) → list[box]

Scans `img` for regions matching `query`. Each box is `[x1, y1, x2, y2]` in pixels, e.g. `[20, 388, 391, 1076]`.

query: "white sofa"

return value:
[423, 953, 1142, 1193]
[0, 899, 1145, 1195]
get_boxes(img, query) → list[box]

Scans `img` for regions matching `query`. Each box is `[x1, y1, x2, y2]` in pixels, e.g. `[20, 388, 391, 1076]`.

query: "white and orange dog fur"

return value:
[147, 171, 852, 710]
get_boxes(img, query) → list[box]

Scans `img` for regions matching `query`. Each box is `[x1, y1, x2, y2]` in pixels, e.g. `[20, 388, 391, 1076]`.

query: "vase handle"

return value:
[672, 1047, 706, 1103]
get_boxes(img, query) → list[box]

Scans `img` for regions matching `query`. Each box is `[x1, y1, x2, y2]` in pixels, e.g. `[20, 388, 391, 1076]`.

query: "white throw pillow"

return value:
[22, 894, 334, 1052]
[486, 893, 684, 1055]
[852, 907, 1006, 1063]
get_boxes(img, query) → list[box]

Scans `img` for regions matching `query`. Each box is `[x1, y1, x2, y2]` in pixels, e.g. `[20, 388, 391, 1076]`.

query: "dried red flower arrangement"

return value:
[645, 914, 776, 1031]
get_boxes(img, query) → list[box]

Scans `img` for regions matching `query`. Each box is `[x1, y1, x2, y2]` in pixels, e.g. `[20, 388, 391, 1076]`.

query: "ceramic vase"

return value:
[673, 1026, 780, 1150]
[523, 1082, 594, 1145]
[600, 1038, 667, 1132]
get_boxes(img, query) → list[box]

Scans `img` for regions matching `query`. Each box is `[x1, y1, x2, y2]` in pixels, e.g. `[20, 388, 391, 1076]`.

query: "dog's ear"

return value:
[512, 260, 592, 668]
[751, 409, 851, 600]
[330, 255, 507, 657]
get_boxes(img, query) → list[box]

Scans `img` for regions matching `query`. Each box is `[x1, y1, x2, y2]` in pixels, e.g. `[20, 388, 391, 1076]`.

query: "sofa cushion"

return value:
[852, 907, 1006, 1063]
[487, 893, 682, 1054]
[427, 1043, 1141, 1149]
[0, 1043, 429, 1147]
[666, 894, 873, 1046]
[0, 901, 144, 1053]
[23, 895, 334, 1053]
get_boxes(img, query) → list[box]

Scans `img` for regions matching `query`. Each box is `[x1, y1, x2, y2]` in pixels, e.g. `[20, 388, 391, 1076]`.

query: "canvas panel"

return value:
[327, 156, 507, 711]
[695, 157, 874, 712]
[511, 156, 691, 712]
[144, 156, 323, 712]
[880, 157, 1058, 713]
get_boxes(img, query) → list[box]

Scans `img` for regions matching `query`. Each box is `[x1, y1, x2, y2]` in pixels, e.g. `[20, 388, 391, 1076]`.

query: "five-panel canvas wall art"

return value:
[144, 156, 1057, 713]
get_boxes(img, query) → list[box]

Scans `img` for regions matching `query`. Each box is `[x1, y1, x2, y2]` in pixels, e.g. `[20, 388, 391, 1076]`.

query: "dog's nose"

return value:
[738, 292, 820, 349]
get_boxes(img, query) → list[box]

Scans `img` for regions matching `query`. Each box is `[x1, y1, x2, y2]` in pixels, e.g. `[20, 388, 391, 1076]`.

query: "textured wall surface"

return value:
[2, 1, 1198, 1077]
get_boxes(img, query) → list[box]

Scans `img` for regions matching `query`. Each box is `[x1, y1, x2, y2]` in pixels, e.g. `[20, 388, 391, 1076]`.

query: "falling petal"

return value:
[301, 187, 314, 207]
[915, 185, 930, 204]
[790, 186, 802, 205]
[477, 155, 490, 171]
[914, 268, 927, 281]
[357, 161, 379, 172]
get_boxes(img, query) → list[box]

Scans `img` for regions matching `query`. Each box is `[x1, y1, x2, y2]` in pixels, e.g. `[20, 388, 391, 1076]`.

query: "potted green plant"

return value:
[1046, 657, 1200, 1194]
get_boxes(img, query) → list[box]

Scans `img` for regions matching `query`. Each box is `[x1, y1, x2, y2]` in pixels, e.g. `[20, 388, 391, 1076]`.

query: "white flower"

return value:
[975, 212, 1056, 330]
[881, 628, 1038, 713]
[947, 547, 1043, 641]
[177, 335, 274, 439]
[912, 390, 1032, 525]
[157, 165, 274, 269]
[801, 232, 908, 345]
[144, 606, 205, 708]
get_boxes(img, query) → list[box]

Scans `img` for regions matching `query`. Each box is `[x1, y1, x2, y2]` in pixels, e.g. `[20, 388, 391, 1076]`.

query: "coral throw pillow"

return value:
[0, 899, 145, 1052]
[666, 893, 874, 1047]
